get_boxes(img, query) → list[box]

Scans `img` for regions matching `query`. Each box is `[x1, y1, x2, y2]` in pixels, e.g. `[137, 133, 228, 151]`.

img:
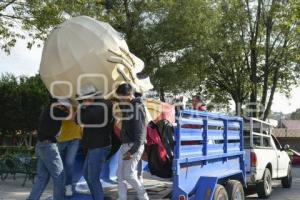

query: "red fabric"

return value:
[114, 124, 121, 139]
[146, 100, 176, 124]
[198, 105, 206, 111]
[181, 124, 203, 129]
[146, 126, 167, 161]
[159, 102, 176, 124]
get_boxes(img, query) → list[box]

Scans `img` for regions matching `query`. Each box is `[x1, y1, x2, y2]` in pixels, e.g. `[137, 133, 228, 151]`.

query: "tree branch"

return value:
[261, 0, 275, 107]
[269, 31, 283, 55]
[263, 66, 279, 120]
[253, 0, 262, 44]
[245, 0, 253, 35]
[0, 0, 17, 12]
[269, 37, 290, 68]
[263, 36, 289, 119]
[0, 13, 23, 20]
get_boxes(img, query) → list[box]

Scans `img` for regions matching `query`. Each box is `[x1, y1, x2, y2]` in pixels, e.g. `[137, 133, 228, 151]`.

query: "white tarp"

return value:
[39, 16, 153, 101]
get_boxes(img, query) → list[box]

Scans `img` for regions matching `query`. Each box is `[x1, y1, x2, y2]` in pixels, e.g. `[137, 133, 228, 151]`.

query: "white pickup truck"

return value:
[244, 117, 292, 198]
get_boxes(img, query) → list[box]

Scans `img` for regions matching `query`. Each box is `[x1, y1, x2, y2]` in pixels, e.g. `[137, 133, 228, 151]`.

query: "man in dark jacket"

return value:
[75, 84, 113, 200]
[116, 83, 149, 200]
[27, 98, 71, 200]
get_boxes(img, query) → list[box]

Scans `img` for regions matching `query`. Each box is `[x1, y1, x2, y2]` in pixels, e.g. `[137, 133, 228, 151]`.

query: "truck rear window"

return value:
[244, 130, 250, 148]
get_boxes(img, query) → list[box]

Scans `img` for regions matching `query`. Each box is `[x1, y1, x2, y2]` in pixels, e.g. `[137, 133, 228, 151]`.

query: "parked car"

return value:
[288, 149, 300, 165]
[244, 118, 292, 199]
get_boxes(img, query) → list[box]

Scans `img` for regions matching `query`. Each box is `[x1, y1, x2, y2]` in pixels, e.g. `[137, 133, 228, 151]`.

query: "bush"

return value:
[0, 73, 49, 142]
[0, 146, 35, 157]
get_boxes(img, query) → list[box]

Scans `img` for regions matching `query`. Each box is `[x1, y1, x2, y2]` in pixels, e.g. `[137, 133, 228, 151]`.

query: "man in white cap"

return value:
[75, 84, 113, 200]
[27, 97, 71, 200]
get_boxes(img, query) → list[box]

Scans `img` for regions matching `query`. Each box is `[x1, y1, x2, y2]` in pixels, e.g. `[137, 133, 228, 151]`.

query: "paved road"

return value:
[1, 167, 300, 199]
[246, 166, 300, 200]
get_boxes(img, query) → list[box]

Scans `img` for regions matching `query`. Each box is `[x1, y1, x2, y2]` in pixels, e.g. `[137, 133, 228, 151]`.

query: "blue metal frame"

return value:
[172, 110, 245, 200]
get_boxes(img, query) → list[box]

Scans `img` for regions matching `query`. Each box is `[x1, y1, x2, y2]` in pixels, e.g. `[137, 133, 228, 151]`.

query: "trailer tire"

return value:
[256, 168, 272, 198]
[213, 184, 228, 200]
[225, 180, 245, 200]
[281, 164, 292, 188]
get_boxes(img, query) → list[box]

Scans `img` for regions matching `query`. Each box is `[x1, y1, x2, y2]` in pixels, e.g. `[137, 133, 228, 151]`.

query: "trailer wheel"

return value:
[256, 168, 272, 198]
[281, 164, 292, 188]
[225, 180, 245, 200]
[213, 184, 228, 200]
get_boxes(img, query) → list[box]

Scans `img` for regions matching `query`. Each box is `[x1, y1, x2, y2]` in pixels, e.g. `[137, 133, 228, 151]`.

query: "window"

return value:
[263, 137, 271, 147]
[252, 134, 271, 148]
[271, 135, 282, 150]
[243, 130, 250, 148]
[253, 135, 261, 146]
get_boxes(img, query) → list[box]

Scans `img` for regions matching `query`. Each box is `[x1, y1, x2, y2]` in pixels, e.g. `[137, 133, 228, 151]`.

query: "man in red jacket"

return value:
[181, 96, 206, 130]
[192, 95, 206, 111]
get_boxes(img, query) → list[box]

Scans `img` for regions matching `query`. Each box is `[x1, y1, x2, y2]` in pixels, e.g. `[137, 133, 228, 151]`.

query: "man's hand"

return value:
[56, 105, 70, 113]
[122, 151, 132, 160]
[69, 109, 76, 121]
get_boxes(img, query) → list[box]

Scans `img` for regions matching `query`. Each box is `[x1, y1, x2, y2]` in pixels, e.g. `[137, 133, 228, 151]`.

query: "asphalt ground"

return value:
[1, 167, 300, 200]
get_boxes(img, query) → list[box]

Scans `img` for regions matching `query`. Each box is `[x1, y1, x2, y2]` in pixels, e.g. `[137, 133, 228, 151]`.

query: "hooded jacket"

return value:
[120, 97, 146, 154]
[76, 99, 113, 149]
[37, 105, 69, 143]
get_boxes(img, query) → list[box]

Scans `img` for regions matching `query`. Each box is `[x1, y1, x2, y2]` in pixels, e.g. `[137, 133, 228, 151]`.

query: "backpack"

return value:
[146, 123, 173, 178]
[156, 120, 175, 161]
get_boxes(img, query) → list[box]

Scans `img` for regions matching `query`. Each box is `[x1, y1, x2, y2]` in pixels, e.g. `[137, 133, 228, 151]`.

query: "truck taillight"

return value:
[179, 195, 186, 200]
[251, 152, 257, 167]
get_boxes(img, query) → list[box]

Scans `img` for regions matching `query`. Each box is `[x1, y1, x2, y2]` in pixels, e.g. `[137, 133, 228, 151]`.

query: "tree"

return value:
[197, 0, 251, 115]
[1, 1, 209, 96]
[0, 73, 20, 134]
[191, 0, 300, 118]
[0, 0, 24, 53]
[21, 0, 216, 101]
[101, 0, 214, 101]
[0, 0, 107, 52]
[18, 74, 49, 132]
[290, 109, 300, 120]
[245, 0, 300, 119]
[0, 73, 49, 137]
[2, 0, 300, 117]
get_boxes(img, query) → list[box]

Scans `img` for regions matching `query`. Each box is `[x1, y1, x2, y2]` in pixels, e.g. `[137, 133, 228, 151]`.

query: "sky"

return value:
[0, 39, 299, 114]
[0, 38, 42, 77]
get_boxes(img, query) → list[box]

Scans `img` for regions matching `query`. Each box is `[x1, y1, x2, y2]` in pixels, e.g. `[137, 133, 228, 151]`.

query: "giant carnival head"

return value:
[39, 16, 153, 103]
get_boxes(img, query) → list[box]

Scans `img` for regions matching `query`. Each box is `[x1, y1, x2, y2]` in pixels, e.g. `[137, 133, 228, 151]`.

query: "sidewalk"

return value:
[0, 174, 52, 200]
[2, 168, 300, 200]
[0, 173, 171, 200]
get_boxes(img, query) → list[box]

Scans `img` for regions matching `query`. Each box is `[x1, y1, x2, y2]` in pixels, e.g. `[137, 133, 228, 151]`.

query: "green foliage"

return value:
[290, 109, 300, 120]
[0, 73, 49, 135]
[1, 0, 300, 116]
[0, 145, 35, 156]
[189, 0, 300, 117]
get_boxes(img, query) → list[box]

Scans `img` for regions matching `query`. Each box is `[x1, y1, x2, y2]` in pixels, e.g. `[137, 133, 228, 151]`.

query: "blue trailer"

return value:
[70, 109, 245, 200]
[172, 110, 245, 200]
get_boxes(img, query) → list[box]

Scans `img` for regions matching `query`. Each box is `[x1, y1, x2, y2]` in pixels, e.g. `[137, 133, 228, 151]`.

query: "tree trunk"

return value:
[263, 36, 289, 120]
[160, 87, 165, 102]
[123, 0, 133, 39]
[248, 0, 262, 117]
[231, 93, 244, 116]
[261, 16, 273, 108]
[263, 67, 279, 120]
[249, 0, 262, 118]
[234, 100, 242, 116]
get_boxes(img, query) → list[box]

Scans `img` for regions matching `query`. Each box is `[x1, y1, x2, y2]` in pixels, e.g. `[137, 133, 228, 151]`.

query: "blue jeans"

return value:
[58, 139, 80, 187]
[83, 146, 111, 200]
[27, 142, 65, 200]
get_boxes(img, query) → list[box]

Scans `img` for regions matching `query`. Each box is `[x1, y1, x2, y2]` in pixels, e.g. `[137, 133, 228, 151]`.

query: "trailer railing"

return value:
[172, 110, 245, 200]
